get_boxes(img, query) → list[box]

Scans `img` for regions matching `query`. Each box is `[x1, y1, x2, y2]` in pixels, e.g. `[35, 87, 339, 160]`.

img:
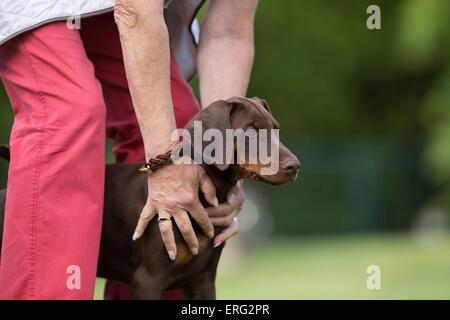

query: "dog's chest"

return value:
[173, 235, 212, 266]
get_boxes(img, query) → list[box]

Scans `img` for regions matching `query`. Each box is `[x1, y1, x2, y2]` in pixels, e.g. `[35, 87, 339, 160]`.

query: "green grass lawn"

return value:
[95, 233, 450, 299]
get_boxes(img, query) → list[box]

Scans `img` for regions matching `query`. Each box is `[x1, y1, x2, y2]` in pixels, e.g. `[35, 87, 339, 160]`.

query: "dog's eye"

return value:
[253, 121, 262, 129]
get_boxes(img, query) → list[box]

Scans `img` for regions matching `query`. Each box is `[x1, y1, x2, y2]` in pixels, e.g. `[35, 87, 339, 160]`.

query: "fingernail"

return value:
[132, 232, 139, 241]
[228, 193, 236, 205]
[191, 247, 198, 255]
[213, 197, 219, 207]
[208, 231, 215, 238]
[213, 242, 222, 248]
[168, 250, 176, 261]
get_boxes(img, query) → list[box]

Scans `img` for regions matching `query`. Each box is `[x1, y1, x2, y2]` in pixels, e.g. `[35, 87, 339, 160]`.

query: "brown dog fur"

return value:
[0, 97, 299, 299]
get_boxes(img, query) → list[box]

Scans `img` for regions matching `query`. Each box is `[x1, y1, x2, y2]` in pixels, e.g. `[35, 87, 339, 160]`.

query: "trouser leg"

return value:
[0, 22, 106, 299]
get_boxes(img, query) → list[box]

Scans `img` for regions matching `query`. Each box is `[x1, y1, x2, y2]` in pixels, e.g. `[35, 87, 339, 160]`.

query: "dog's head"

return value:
[184, 97, 300, 185]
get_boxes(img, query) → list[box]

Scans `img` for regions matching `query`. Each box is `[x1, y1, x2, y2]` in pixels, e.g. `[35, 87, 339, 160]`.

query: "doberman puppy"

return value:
[0, 97, 300, 299]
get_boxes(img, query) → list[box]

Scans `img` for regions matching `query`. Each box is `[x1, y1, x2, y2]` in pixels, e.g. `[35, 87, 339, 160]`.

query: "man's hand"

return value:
[133, 164, 218, 260]
[207, 182, 245, 247]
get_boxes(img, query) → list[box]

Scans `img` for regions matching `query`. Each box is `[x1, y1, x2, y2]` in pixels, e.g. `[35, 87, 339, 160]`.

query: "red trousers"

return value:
[0, 13, 199, 299]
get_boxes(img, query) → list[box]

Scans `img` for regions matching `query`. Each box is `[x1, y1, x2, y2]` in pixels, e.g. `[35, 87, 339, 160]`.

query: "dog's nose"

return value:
[281, 158, 300, 173]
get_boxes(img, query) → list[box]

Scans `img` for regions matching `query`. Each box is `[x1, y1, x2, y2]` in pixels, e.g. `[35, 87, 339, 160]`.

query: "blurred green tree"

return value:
[1, 0, 450, 233]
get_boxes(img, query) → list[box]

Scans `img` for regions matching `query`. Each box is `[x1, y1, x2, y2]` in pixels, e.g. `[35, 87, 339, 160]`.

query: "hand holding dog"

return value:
[133, 163, 218, 260]
[207, 182, 245, 247]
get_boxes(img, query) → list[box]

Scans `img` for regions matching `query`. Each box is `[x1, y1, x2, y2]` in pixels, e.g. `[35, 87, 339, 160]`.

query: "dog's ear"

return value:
[197, 100, 235, 132]
[184, 100, 238, 171]
[251, 97, 271, 113]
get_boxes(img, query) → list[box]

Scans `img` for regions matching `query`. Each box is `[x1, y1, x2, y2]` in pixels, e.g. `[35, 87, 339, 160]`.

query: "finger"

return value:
[133, 199, 157, 240]
[206, 202, 234, 218]
[213, 218, 239, 247]
[226, 185, 240, 206]
[227, 185, 245, 208]
[158, 210, 177, 261]
[172, 210, 199, 255]
[188, 200, 215, 238]
[208, 186, 244, 218]
[198, 168, 218, 207]
[210, 207, 239, 226]
[210, 209, 238, 226]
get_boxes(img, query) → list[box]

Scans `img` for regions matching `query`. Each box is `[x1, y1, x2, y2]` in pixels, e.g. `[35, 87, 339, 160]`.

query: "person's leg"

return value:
[0, 22, 105, 299]
[80, 13, 200, 300]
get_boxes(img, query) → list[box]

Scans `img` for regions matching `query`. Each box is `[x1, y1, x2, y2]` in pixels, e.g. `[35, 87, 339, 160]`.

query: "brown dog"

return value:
[0, 97, 300, 299]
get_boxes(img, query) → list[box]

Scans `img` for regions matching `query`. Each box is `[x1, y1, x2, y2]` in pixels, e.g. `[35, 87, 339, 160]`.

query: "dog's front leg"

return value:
[131, 265, 165, 300]
[183, 274, 216, 300]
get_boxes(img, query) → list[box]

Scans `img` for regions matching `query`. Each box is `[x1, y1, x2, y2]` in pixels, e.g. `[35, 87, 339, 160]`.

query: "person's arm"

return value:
[115, 0, 217, 260]
[197, 0, 259, 246]
[115, 0, 175, 157]
[198, 0, 259, 107]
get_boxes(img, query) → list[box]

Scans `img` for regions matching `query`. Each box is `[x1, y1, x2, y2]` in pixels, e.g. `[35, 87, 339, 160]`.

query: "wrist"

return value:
[144, 140, 177, 161]
[141, 111, 177, 160]
[140, 146, 176, 175]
